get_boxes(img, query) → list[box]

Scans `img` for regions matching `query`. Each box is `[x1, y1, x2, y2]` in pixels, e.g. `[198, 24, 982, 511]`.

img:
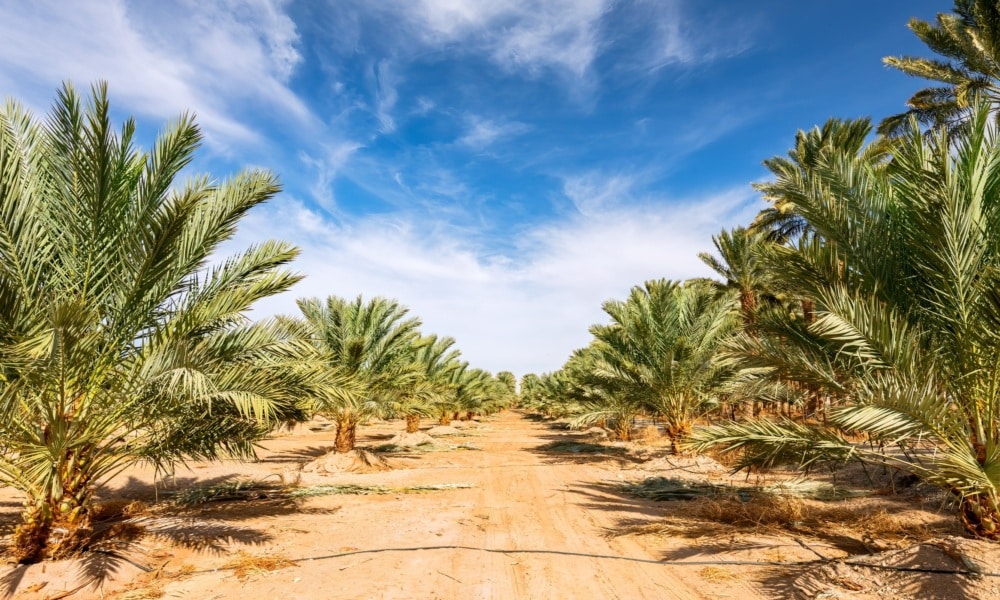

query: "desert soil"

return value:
[0, 411, 997, 599]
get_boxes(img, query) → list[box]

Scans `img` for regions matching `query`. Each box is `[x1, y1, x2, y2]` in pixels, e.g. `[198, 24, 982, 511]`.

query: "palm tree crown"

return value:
[881, 0, 1000, 136]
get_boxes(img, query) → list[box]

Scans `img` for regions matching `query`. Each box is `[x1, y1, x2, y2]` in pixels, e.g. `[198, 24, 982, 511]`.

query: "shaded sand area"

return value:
[1, 412, 998, 599]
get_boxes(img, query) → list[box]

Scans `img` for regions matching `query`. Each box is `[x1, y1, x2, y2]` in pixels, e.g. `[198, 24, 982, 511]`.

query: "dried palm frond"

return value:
[618, 476, 866, 502]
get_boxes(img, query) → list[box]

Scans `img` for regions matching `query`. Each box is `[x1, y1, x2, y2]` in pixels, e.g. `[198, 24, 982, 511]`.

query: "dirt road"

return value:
[167, 412, 737, 599]
[3, 412, 767, 599]
[6, 410, 996, 599]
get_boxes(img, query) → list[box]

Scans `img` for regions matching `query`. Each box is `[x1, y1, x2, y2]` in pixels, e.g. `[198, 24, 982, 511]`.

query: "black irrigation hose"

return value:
[161, 544, 1000, 579]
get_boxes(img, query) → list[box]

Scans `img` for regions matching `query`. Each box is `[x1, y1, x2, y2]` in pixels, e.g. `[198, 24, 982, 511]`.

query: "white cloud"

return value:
[300, 140, 365, 213]
[562, 172, 636, 215]
[373, 60, 399, 133]
[229, 184, 760, 377]
[639, 1, 754, 72]
[371, 0, 745, 80]
[457, 116, 529, 150]
[384, 0, 610, 77]
[0, 0, 311, 146]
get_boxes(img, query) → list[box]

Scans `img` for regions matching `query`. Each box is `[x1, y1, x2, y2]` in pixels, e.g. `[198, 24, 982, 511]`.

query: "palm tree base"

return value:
[11, 506, 93, 564]
[405, 414, 421, 433]
[960, 495, 1000, 540]
[335, 419, 357, 453]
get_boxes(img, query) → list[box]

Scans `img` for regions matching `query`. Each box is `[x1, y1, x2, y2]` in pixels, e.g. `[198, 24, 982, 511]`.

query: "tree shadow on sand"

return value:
[0, 473, 349, 597]
[529, 432, 646, 466]
[254, 445, 332, 465]
[563, 481, 673, 520]
[575, 475, 979, 599]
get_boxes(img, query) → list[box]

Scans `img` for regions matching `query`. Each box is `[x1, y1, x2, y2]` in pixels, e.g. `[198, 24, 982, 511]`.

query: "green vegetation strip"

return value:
[172, 479, 474, 505]
[619, 476, 868, 502]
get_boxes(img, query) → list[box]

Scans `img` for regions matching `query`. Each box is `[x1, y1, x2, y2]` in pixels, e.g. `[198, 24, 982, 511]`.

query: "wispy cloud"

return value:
[640, 1, 755, 72]
[373, 60, 399, 133]
[562, 172, 636, 215]
[231, 182, 760, 376]
[326, 0, 612, 79]
[300, 140, 365, 213]
[0, 0, 311, 146]
[457, 116, 530, 150]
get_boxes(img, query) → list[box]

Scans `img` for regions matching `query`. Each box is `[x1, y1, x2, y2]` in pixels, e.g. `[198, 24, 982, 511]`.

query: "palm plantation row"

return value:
[0, 85, 514, 563]
[519, 0, 1000, 540]
[2, 0, 1000, 570]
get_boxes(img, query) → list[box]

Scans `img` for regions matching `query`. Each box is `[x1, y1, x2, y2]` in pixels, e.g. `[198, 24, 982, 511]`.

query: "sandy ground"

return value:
[0, 411, 997, 599]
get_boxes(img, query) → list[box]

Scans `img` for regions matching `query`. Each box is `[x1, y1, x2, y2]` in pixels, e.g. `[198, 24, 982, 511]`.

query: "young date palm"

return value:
[297, 295, 422, 451]
[573, 280, 739, 440]
[406, 334, 462, 431]
[0, 83, 318, 562]
[691, 102, 1000, 538]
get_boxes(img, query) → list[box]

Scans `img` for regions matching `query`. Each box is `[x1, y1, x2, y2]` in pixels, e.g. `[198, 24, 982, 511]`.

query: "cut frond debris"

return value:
[168, 478, 475, 505]
[223, 551, 297, 581]
[170, 478, 283, 505]
[372, 443, 481, 453]
[619, 476, 867, 502]
[289, 483, 475, 497]
[698, 566, 738, 582]
[538, 441, 626, 454]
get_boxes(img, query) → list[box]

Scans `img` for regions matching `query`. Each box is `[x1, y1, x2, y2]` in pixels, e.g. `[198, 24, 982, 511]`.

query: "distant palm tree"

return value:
[409, 334, 462, 431]
[880, 0, 1000, 136]
[448, 366, 504, 421]
[519, 373, 543, 407]
[566, 343, 643, 441]
[496, 371, 517, 400]
[298, 295, 422, 451]
[0, 83, 320, 562]
[573, 280, 739, 440]
[698, 226, 774, 325]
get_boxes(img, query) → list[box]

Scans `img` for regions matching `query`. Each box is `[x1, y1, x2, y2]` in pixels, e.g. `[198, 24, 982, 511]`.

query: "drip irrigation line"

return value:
[163, 544, 1000, 578]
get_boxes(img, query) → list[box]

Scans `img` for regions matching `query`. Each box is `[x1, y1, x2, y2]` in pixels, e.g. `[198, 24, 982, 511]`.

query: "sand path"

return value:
[3, 412, 767, 599]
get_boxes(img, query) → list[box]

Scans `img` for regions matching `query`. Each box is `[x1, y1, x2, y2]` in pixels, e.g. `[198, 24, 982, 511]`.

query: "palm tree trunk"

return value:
[740, 290, 757, 325]
[11, 453, 94, 563]
[801, 298, 815, 325]
[11, 506, 52, 564]
[438, 413, 452, 426]
[614, 417, 632, 441]
[960, 493, 1000, 539]
[335, 416, 357, 453]
[405, 414, 421, 433]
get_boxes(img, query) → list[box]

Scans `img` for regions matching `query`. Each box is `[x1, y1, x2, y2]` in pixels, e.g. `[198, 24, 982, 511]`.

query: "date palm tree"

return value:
[496, 371, 517, 402]
[752, 117, 879, 244]
[572, 279, 739, 440]
[0, 83, 320, 562]
[880, 0, 1000, 136]
[297, 295, 422, 451]
[751, 117, 891, 333]
[691, 102, 1000, 539]
[698, 226, 775, 325]
[408, 334, 462, 431]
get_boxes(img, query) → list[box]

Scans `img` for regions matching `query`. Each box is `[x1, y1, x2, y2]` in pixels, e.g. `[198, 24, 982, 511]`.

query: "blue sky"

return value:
[0, 0, 942, 376]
